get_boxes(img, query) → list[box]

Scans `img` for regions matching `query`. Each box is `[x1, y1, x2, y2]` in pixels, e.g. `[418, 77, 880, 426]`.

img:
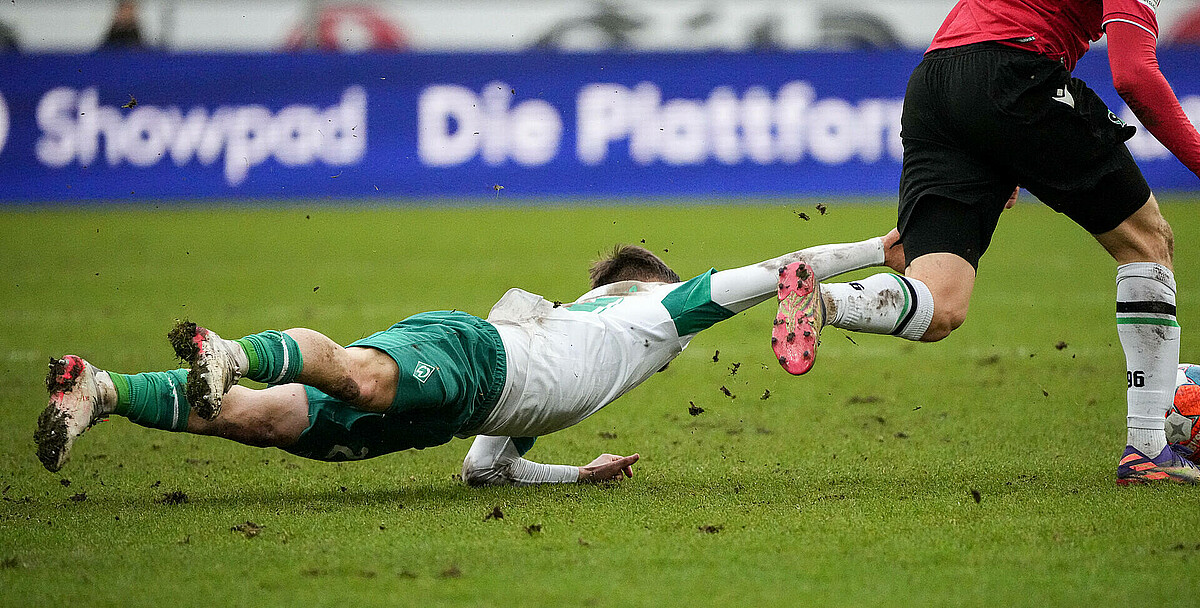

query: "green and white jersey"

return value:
[475, 271, 735, 438]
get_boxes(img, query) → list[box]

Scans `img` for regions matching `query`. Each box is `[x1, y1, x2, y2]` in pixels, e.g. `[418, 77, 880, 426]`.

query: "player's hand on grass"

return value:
[1005, 187, 1020, 209]
[579, 453, 639, 483]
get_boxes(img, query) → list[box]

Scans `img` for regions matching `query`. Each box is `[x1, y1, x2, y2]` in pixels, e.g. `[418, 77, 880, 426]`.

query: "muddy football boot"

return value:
[35, 356, 105, 473]
[1116, 444, 1200, 485]
[773, 261, 823, 375]
[168, 321, 241, 420]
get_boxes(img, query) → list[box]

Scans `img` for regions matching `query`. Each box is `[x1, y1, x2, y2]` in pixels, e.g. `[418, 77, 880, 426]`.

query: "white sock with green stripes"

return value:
[1117, 262, 1179, 457]
[823, 273, 934, 341]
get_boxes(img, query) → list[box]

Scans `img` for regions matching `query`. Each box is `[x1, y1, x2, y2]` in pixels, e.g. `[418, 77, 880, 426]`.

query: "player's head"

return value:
[589, 245, 680, 288]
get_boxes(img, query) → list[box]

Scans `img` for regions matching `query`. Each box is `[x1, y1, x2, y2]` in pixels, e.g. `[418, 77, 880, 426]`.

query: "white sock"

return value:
[224, 338, 251, 377]
[823, 273, 934, 341]
[95, 371, 118, 415]
[1117, 262, 1179, 456]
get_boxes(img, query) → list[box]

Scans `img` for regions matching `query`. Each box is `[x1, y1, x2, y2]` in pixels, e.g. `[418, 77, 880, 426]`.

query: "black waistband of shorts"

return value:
[924, 41, 1043, 61]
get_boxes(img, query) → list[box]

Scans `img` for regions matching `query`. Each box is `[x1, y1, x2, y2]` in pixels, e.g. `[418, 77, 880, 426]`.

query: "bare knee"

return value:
[922, 304, 967, 342]
[343, 347, 398, 411]
[323, 374, 362, 405]
[1132, 207, 1174, 265]
[904, 252, 976, 343]
[1096, 196, 1174, 267]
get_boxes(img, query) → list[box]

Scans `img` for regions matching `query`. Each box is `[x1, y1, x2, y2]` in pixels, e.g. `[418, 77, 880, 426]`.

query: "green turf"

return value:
[2, 199, 1200, 607]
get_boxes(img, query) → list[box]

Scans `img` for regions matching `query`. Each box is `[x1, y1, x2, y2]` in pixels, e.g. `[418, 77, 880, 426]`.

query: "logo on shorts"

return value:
[1052, 87, 1075, 109]
[413, 361, 437, 383]
[1108, 111, 1127, 127]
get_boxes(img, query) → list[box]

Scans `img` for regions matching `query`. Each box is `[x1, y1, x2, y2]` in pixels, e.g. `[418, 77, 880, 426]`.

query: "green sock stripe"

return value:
[885, 273, 913, 333]
[112, 369, 190, 432]
[111, 372, 132, 415]
[235, 338, 260, 378]
[1116, 317, 1181, 327]
[241, 331, 304, 385]
[282, 333, 303, 384]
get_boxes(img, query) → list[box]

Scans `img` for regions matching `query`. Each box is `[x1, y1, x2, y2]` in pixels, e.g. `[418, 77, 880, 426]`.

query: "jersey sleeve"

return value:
[1106, 20, 1200, 178]
[659, 270, 736, 336]
[1103, 0, 1160, 38]
[461, 436, 579, 486]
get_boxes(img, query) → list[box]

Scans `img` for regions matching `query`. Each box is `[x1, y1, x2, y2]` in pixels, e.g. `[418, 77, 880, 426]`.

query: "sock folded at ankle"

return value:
[236, 330, 303, 385]
[824, 273, 934, 341]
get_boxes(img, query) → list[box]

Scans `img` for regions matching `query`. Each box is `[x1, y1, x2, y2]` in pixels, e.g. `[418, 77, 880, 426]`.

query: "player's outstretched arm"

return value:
[461, 435, 639, 487]
[709, 232, 898, 314]
[1106, 20, 1200, 179]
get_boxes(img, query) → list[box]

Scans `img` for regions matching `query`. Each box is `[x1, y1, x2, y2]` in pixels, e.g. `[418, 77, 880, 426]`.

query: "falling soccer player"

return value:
[771, 0, 1200, 484]
[36, 234, 904, 485]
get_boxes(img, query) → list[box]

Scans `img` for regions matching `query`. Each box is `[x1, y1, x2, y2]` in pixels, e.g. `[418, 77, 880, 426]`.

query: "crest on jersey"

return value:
[413, 361, 437, 383]
[1136, 0, 1159, 12]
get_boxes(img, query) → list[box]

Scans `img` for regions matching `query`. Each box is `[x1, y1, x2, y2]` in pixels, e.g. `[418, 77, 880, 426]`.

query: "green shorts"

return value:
[283, 311, 506, 462]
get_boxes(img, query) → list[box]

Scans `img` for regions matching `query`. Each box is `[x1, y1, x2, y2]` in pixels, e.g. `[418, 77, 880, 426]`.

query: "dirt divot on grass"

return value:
[157, 490, 188, 505]
[232, 521, 264, 538]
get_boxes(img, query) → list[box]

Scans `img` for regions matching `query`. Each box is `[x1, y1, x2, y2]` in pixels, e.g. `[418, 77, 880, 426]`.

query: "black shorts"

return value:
[897, 43, 1151, 268]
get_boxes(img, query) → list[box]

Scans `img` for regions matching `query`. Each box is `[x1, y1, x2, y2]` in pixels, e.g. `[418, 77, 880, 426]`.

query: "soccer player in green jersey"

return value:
[36, 233, 904, 485]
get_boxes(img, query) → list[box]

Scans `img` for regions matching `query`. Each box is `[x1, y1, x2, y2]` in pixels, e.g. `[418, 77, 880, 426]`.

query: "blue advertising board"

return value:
[0, 50, 1196, 201]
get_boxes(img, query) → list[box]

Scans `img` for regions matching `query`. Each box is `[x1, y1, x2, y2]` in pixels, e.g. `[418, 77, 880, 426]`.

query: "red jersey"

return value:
[929, 0, 1159, 70]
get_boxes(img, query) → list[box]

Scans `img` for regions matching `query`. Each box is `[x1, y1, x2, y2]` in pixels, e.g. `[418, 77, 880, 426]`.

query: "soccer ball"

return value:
[1168, 364, 1200, 453]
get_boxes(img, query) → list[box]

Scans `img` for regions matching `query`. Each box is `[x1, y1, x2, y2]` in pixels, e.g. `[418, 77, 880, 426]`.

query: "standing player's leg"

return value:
[36, 355, 309, 472]
[1089, 195, 1196, 483]
[167, 321, 398, 419]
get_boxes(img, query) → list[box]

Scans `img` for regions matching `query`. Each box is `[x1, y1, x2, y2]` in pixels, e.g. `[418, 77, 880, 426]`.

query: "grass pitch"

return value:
[2, 199, 1200, 607]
